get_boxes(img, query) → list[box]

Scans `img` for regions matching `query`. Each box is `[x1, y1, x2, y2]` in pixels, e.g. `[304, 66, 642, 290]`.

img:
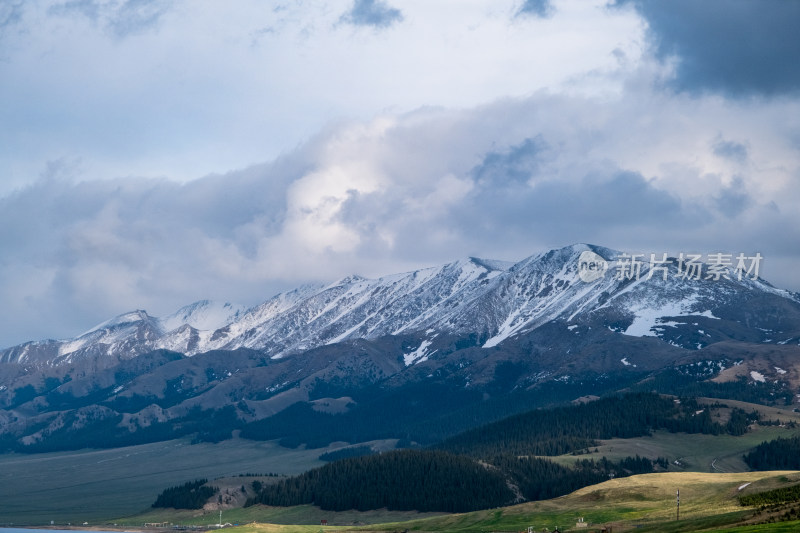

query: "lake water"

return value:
[1, 529, 125, 533]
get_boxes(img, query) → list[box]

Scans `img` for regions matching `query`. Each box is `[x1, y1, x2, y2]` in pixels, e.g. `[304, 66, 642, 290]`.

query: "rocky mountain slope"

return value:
[1, 244, 799, 452]
[2, 244, 798, 366]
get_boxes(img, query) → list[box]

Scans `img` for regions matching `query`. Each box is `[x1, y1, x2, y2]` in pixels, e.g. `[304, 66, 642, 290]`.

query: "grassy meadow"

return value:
[0, 438, 325, 525]
[226, 471, 800, 533]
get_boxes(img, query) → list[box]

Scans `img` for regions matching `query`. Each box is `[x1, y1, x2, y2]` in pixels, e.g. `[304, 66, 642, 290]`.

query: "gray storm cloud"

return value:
[616, 0, 800, 96]
[0, 1, 798, 348]
[1, 86, 798, 347]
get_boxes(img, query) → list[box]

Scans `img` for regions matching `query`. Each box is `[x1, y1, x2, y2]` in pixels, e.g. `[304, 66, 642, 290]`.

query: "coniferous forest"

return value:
[438, 393, 750, 458]
[246, 450, 513, 512]
[245, 449, 666, 512]
[744, 436, 800, 470]
[152, 479, 218, 509]
[160, 393, 760, 513]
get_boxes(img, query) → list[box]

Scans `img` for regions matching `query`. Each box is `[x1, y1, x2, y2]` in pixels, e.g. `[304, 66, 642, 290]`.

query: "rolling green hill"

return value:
[216, 471, 800, 533]
[5, 395, 800, 528]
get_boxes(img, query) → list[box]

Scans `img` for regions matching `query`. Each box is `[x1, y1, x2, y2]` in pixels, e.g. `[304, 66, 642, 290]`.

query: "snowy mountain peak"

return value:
[327, 274, 368, 289]
[467, 257, 515, 272]
[2, 244, 799, 366]
[159, 300, 246, 332]
[80, 310, 154, 337]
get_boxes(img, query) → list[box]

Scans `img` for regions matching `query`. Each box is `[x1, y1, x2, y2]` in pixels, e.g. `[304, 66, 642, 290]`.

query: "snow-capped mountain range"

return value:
[3, 243, 800, 454]
[2, 244, 799, 367]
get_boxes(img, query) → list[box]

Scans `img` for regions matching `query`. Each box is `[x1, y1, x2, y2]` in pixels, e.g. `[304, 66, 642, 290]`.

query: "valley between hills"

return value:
[3, 398, 800, 533]
[2, 245, 800, 533]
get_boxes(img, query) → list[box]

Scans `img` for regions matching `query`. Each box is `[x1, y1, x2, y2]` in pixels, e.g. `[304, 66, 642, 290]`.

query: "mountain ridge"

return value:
[1, 243, 798, 367]
[1, 243, 800, 453]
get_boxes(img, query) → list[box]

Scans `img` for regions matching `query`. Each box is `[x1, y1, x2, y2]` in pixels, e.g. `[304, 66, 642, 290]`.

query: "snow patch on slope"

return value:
[58, 311, 155, 357]
[6, 243, 800, 365]
[404, 339, 435, 366]
[622, 297, 720, 338]
[160, 300, 245, 332]
[623, 301, 687, 337]
[79, 311, 150, 337]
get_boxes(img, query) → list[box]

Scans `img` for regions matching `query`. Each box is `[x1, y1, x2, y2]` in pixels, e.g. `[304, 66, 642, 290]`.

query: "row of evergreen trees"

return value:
[152, 479, 218, 509]
[245, 449, 665, 513]
[246, 450, 513, 512]
[438, 393, 754, 457]
[744, 436, 800, 470]
[629, 370, 795, 406]
[489, 454, 660, 502]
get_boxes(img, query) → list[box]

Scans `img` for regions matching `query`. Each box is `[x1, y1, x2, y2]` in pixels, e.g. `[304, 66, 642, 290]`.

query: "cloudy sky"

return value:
[1, 0, 798, 347]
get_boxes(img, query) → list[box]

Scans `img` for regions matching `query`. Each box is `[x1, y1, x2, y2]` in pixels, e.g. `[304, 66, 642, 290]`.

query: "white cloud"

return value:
[1, 79, 798, 347]
[0, 1, 797, 347]
[0, 0, 645, 192]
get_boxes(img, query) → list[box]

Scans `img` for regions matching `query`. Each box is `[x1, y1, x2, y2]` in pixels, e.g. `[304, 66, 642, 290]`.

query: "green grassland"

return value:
[0, 437, 327, 525]
[587, 425, 797, 472]
[125, 505, 445, 528]
[3, 398, 800, 530]
[547, 399, 800, 473]
[226, 471, 800, 533]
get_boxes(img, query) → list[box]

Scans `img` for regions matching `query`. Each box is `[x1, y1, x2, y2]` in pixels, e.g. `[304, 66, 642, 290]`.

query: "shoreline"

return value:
[4, 526, 225, 532]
